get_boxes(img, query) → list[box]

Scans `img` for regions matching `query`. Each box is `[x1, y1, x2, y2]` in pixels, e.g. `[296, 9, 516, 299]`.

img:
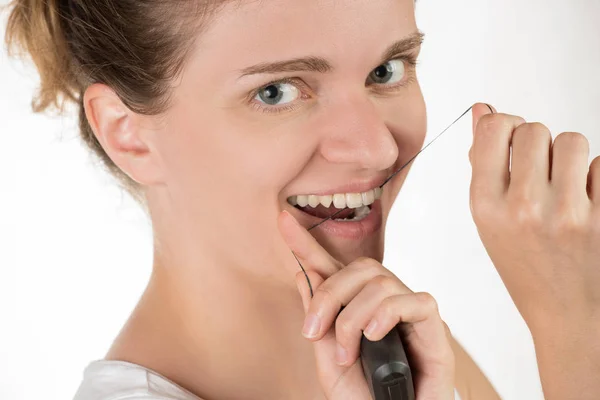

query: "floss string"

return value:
[292, 104, 494, 298]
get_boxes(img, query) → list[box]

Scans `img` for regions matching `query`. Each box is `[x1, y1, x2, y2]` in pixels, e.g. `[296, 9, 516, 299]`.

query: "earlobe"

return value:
[83, 83, 163, 185]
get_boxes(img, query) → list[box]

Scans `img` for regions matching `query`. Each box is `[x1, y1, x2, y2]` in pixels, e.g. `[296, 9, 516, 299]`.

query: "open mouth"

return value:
[287, 187, 382, 222]
[294, 203, 372, 222]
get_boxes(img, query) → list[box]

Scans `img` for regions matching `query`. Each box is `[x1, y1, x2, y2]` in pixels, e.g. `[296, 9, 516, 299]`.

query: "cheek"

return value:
[386, 91, 427, 159]
[380, 91, 427, 197]
[157, 111, 225, 193]
[156, 104, 312, 214]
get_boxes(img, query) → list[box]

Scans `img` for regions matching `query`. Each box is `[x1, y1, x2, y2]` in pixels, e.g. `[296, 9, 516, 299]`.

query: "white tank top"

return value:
[73, 360, 462, 400]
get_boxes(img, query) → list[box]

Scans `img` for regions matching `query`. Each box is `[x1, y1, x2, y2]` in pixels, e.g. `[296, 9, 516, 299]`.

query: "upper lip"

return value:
[288, 175, 389, 197]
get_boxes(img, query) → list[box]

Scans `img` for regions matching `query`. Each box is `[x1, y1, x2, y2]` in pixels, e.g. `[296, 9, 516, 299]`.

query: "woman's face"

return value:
[150, 0, 426, 269]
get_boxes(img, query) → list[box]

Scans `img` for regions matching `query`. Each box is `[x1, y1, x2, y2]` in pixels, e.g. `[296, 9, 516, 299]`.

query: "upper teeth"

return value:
[288, 187, 382, 209]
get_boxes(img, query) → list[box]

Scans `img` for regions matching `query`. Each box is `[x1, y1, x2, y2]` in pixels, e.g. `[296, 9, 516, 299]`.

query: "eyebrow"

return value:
[237, 30, 425, 78]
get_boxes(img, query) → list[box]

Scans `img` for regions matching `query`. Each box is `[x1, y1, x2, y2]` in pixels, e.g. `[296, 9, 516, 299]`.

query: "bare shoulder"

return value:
[450, 335, 502, 400]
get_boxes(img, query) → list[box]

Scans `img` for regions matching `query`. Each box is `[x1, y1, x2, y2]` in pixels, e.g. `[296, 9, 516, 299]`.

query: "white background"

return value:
[1, 0, 599, 399]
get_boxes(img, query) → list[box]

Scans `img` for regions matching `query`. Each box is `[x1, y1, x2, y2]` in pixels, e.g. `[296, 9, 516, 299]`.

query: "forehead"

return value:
[189, 0, 417, 76]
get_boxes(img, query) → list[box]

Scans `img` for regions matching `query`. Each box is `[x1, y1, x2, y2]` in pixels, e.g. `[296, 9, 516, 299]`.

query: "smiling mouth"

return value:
[287, 187, 382, 222]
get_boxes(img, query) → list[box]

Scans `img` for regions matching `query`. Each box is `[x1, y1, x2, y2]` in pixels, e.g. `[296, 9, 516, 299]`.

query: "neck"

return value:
[107, 248, 317, 399]
[146, 188, 301, 292]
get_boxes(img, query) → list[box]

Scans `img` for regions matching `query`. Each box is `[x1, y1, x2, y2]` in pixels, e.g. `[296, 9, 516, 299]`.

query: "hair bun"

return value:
[5, 0, 78, 113]
[4, 0, 215, 203]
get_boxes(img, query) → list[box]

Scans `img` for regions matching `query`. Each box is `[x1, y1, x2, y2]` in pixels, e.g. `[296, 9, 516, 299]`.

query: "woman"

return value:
[5, 0, 599, 399]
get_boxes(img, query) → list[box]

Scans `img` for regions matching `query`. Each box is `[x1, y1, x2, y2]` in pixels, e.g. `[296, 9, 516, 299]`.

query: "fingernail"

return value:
[364, 319, 378, 338]
[335, 343, 348, 365]
[302, 314, 321, 338]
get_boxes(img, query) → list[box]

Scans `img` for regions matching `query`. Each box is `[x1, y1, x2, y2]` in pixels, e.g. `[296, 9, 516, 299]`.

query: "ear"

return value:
[83, 83, 165, 185]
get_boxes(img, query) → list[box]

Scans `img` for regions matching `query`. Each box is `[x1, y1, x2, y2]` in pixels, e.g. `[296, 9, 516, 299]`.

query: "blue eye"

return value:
[255, 82, 300, 106]
[368, 59, 406, 84]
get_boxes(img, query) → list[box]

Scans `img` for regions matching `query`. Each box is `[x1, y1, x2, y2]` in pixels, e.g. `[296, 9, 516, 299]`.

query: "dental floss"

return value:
[289, 104, 494, 400]
[294, 104, 493, 297]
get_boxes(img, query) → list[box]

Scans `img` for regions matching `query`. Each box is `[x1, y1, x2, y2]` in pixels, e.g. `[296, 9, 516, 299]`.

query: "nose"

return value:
[317, 93, 398, 171]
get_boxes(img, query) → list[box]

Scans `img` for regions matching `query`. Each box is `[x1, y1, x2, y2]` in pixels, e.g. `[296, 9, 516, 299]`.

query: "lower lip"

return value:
[289, 200, 383, 240]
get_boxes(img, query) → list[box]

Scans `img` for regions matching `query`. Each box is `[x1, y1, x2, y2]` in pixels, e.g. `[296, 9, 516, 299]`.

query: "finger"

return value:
[587, 155, 600, 202]
[333, 274, 410, 366]
[372, 294, 454, 399]
[278, 210, 340, 277]
[296, 268, 353, 387]
[364, 292, 444, 341]
[302, 257, 396, 341]
[551, 132, 590, 202]
[295, 270, 325, 312]
[509, 122, 552, 192]
[471, 111, 526, 199]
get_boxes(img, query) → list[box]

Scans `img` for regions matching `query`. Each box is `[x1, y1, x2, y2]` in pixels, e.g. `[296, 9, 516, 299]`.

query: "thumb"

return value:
[472, 102, 496, 135]
[470, 103, 496, 164]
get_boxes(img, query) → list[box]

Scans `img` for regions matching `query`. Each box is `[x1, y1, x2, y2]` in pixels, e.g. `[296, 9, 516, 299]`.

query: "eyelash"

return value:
[248, 55, 419, 115]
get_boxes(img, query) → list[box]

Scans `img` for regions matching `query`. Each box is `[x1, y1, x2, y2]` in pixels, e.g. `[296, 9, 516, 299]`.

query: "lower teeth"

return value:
[334, 205, 371, 222]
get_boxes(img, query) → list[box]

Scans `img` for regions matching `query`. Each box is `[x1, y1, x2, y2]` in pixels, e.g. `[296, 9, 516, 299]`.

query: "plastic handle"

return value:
[360, 327, 415, 400]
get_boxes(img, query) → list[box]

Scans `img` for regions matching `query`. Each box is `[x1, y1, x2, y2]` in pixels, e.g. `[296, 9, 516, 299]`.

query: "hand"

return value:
[469, 103, 600, 399]
[278, 210, 455, 400]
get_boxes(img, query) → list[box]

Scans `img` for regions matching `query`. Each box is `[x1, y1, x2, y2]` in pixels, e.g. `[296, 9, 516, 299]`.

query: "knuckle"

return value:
[526, 121, 551, 136]
[515, 115, 527, 126]
[514, 115, 527, 125]
[353, 257, 394, 281]
[477, 113, 525, 136]
[469, 192, 499, 225]
[514, 122, 551, 144]
[507, 193, 545, 230]
[378, 296, 397, 319]
[370, 274, 397, 293]
[354, 256, 371, 264]
[549, 201, 589, 236]
[353, 256, 380, 273]
[555, 131, 589, 150]
[414, 292, 439, 314]
[556, 131, 586, 142]
[314, 285, 336, 307]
